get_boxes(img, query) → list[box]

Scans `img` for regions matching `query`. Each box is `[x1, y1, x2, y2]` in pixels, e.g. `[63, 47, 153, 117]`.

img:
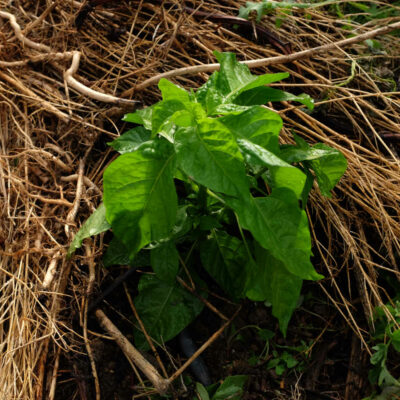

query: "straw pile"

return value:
[0, 1, 399, 398]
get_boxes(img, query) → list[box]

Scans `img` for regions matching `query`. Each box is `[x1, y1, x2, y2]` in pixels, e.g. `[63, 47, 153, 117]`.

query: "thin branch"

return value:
[168, 306, 241, 382]
[124, 20, 400, 95]
[64, 52, 138, 105]
[95, 309, 170, 395]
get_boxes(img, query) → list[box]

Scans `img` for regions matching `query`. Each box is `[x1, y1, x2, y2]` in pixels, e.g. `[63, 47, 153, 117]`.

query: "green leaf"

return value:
[103, 139, 177, 260]
[150, 241, 179, 284]
[219, 106, 282, 153]
[108, 126, 151, 154]
[214, 51, 257, 96]
[174, 118, 250, 198]
[391, 330, 400, 352]
[67, 203, 110, 257]
[371, 343, 387, 366]
[258, 328, 275, 341]
[200, 231, 247, 298]
[237, 138, 306, 199]
[378, 365, 400, 387]
[134, 275, 204, 350]
[235, 87, 314, 110]
[211, 375, 247, 400]
[267, 358, 280, 370]
[213, 51, 289, 103]
[275, 363, 286, 376]
[229, 189, 321, 281]
[103, 236, 130, 267]
[239, 1, 276, 21]
[151, 99, 188, 135]
[123, 106, 154, 130]
[246, 246, 303, 335]
[282, 351, 298, 368]
[196, 383, 210, 400]
[195, 72, 220, 111]
[280, 143, 340, 163]
[158, 79, 191, 103]
[306, 143, 347, 197]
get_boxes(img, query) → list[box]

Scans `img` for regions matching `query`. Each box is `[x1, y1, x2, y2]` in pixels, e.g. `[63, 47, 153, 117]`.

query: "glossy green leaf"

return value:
[151, 99, 187, 134]
[280, 143, 340, 164]
[211, 375, 247, 400]
[108, 126, 151, 154]
[134, 275, 204, 350]
[67, 203, 110, 257]
[219, 106, 282, 153]
[229, 189, 322, 281]
[195, 72, 220, 111]
[214, 51, 289, 103]
[237, 138, 306, 198]
[158, 78, 191, 103]
[150, 241, 179, 284]
[103, 139, 177, 260]
[214, 52, 256, 96]
[246, 245, 303, 335]
[123, 106, 154, 130]
[235, 87, 314, 110]
[174, 118, 250, 198]
[200, 231, 247, 298]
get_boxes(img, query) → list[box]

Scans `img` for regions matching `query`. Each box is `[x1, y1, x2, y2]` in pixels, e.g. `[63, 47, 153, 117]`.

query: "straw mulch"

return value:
[1, 1, 400, 399]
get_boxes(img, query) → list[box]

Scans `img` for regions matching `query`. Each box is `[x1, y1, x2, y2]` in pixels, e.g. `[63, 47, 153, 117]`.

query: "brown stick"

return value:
[123, 20, 400, 96]
[168, 306, 241, 382]
[95, 309, 170, 394]
[123, 283, 169, 378]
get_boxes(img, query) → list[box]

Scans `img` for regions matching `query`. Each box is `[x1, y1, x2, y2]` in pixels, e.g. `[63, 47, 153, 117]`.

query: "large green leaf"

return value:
[200, 231, 247, 298]
[280, 142, 340, 164]
[196, 52, 289, 115]
[235, 87, 314, 110]
[158, 78, 191, 103]
[67, 203, 110, 257]
[103, 139, 177, 259]
[174, 118, 250, 198]
[228, 189, 322, 281]
[108, 126, 151, 154]
[214, 52, 288, 99]
[246, 245, 303, 335]
[219, 106, 282, 153]
[134, 275, 204, 350]
[150, 241, 179, 284]
[237, 138, 306, 199]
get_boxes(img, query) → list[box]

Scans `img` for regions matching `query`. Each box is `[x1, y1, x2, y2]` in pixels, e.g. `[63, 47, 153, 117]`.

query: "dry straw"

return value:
[1, 0, 400, 398]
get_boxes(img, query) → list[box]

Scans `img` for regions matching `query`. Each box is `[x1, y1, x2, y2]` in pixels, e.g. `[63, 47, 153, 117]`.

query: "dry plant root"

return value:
[0, 10, 137, 110]
[95, 309, 171, 395]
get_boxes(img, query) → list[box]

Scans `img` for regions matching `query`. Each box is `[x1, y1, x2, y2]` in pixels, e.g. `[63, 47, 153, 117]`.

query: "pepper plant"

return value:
[69, 51, 347, 348]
